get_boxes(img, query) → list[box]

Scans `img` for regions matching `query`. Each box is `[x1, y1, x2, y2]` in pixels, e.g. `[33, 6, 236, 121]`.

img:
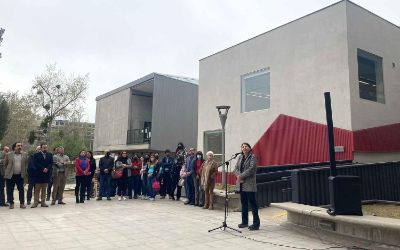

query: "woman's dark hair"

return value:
[195, 151, 203, 160]
[87, 151, 94, 160]
[241, 142, 252, 149]
[132, 154, 139, 161]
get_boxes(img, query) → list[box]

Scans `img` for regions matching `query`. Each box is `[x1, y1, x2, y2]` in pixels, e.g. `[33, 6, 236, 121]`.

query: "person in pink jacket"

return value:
[75, 150, 91, 204]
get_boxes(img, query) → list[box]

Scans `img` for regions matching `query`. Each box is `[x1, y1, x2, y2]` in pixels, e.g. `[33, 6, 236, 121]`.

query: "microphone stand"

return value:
[208, 153, 241, 233]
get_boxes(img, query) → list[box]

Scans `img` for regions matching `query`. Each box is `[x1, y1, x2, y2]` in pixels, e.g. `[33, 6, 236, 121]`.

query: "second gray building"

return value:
[94, 73, 198, 153]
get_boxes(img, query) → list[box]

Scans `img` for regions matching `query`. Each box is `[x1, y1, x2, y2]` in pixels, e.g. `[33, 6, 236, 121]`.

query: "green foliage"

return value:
[28, 130, 37, 145]
[48, 125, 90, 159]
[0, 92, 38, 147]
[0, 94, 10, 141]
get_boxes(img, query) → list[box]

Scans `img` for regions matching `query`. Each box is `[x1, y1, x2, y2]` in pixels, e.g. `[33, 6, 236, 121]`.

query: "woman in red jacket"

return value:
[75, 150, 90, 203]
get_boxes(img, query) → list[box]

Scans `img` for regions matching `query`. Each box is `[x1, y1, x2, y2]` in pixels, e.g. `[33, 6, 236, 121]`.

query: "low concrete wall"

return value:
[272, 203, 400, 248]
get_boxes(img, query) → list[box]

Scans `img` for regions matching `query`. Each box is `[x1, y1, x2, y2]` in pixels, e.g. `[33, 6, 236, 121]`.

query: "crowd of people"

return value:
[0, 141, 260, 230]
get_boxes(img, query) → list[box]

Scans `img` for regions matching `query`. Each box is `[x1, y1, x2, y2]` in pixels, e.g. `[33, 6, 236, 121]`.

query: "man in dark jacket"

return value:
[32, 144, 53, 208]
[97, 150, 114, 201]
[159, 149, 174, 199]
[27, 146, 41, 205]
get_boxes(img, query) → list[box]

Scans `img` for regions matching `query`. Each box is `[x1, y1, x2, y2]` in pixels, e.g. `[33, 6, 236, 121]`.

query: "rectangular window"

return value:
[203, 130, 222, 164]
[241, 69, 270, 112]
[357, 49, 384, 103]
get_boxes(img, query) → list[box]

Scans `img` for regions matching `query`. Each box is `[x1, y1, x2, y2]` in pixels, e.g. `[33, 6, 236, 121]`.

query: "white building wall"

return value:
[346, 2, 400, 131]
[198, 1, 351, 158]
[93, 88, 130, 152]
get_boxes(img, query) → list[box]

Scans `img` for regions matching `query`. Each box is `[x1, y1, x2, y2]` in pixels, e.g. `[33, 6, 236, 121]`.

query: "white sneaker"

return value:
[118, 197, 122, 201]
[123, 197, 127, 201]
[144, 196, 149, 200]
[149, 198, 155, 201]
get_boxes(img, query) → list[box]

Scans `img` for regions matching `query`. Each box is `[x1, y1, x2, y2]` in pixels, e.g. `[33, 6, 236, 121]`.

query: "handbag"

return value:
[152, 180, 161, 191]
[178, 178, 185, 187]
[112, 169, 123, 179]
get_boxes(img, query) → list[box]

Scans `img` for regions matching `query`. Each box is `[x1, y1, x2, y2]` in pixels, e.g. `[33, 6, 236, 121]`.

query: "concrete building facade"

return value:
[94, 73, 198, 153]
[198, 1, 400, 165]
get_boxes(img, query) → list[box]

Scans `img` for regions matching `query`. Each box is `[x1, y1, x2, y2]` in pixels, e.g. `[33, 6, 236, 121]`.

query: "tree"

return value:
[31, 64, 89, 143]
[1, 92, 38, 147]
[0, 93, 10, 141]
[0, 28, 4, 58]
[49, 124, 90, 158]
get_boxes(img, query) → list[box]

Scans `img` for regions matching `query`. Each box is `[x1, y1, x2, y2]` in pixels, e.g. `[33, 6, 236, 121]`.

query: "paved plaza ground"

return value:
[0, 195, 357, 250]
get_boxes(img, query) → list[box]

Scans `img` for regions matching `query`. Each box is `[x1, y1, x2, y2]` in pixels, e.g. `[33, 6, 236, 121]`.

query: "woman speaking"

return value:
[234, 142, 260, 231]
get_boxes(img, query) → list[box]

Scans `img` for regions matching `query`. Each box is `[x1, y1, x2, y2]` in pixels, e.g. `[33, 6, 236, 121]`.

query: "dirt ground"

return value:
[362, 203, 400, 219]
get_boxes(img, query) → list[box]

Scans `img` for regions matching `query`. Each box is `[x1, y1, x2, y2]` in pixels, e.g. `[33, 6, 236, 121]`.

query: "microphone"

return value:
[232, 152, 242, 158]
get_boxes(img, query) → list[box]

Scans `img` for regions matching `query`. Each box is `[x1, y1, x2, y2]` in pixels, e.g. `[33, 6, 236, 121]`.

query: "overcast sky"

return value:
[1, 0, 399, 122]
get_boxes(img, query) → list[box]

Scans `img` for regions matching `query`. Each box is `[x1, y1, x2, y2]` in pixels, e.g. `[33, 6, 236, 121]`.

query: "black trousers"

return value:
[27, 177, 35, 204]
[0, 174, 6, 205]
[171, 178, 182, 200]
[85, 175, 94, 199]
[6, 174, 25, 204]
[47, 177, 53, 199]
[75, 176, 86, 202]
[240, 191, 260, 227]
[131, 175, 141, 197]
[160, 173, 172, 197]
[117, 177, 127, 196]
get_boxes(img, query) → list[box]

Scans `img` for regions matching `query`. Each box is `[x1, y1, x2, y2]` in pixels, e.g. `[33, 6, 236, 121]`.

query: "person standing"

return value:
[0, 146, 10, 207]
[140, 155, 149, 199]
[75, 150, 90, 203]
[46, 147, 59, 201]
[147, 154, 159, 201]
[51, 147, 70, 205]
[32, 144, 53, 208]
[97, 150, 114, 201]
[27, 146, 40, 205]
[131, 155, 141, 199]
[171, 155, 184, 201]
[234, 143, 260, 231]
[86, 151, 96, 200]
[183, 148, 195, 205]
[192, 151, 205, 206]
[159, 149, 174, 199]
[115, 151, 131, 201]
[4, 142, 28, 209]
[201, 151, 218, 210]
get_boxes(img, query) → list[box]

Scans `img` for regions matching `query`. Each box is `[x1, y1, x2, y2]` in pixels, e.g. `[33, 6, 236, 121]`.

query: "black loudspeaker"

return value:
[327, 176, 363, 216]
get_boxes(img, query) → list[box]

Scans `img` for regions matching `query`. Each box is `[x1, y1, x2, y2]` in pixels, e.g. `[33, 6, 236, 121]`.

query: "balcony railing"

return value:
[127, 128, 151, 145]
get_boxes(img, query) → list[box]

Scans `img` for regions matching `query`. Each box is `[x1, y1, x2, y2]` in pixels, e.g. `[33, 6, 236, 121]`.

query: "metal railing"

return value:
[291, 161, 400, 206]
[127, 128, 151, 145]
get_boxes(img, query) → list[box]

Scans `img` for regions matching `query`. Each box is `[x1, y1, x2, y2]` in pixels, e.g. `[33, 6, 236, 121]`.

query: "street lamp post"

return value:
[216, 105, 230, 187]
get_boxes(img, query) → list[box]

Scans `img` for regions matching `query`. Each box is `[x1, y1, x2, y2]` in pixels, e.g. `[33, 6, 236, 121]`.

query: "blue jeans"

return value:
[240, 191, 260, 227]
[147, 176, 155, 198]
[186, 175, 195, 203]
[99, 174, 111, 198]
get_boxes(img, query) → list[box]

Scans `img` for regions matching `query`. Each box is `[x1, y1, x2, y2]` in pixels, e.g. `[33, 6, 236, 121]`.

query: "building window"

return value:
[357, 49, 384, 103]
[203, 130, 223, 164]
[241, 69, 270, 112]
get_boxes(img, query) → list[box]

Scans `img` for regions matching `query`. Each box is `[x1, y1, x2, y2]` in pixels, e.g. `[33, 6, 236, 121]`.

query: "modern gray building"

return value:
[198, 0, 400, 165]
[94, 73, 198, 153]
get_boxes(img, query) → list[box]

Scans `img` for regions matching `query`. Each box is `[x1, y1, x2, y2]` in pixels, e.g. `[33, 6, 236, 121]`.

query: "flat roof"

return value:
[95, 72, 198, 101]
[200, 0, 399, 61]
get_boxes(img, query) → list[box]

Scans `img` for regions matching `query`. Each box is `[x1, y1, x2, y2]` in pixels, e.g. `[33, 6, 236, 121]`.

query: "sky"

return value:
[0, 0, 399, 123]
